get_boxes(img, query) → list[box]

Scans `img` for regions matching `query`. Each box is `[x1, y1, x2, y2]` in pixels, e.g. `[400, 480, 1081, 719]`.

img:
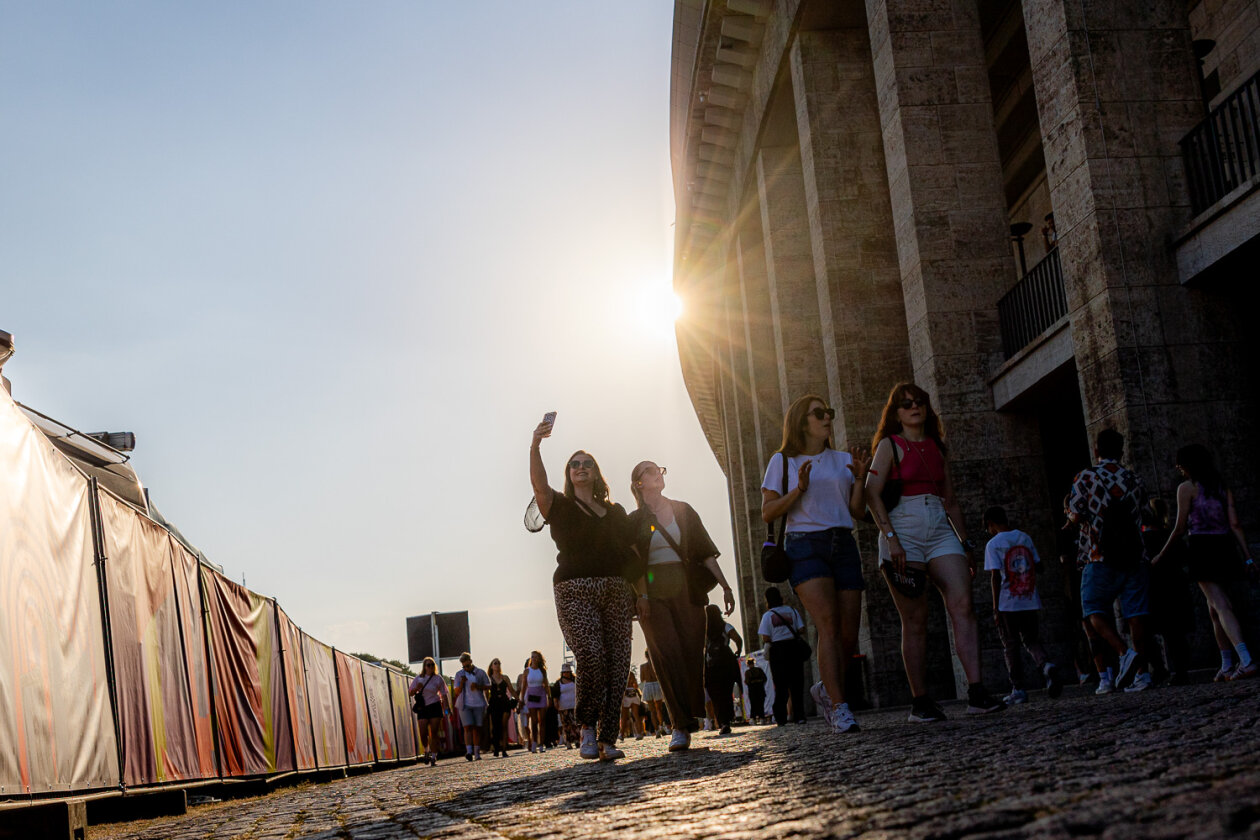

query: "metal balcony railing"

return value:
[997, 247, 1067, 360]
[1181, 70, 1260, 216]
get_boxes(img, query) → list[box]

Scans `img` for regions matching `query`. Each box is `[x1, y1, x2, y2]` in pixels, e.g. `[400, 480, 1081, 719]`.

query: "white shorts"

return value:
[878, 495, 964, 567]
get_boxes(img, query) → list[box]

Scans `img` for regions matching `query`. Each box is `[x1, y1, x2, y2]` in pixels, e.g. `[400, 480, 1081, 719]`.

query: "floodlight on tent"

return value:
[87, 431, 136, 452]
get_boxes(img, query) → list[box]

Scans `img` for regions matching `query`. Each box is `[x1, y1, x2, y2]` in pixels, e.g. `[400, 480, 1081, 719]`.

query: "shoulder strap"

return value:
[773, 607, 803, 640]
[650, 512, 686, 561]
[767, 452, 789, 544]
[572, 496, 601, 518]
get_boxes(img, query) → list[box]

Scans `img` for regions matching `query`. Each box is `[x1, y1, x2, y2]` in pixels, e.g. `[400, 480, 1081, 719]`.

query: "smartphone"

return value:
[542, 411, 557, 427]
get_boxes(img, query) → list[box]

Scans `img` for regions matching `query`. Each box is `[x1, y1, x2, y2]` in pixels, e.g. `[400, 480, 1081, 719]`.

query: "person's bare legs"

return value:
[1201, 582, 1247, 647]
[795, 576, 845, 703]
[929, 554, 983, 683]
[886, 572, 929, 695]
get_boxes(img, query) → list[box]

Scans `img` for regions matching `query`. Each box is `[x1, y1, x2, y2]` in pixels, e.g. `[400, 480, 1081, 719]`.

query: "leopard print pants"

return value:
[553, 576, 634, 745]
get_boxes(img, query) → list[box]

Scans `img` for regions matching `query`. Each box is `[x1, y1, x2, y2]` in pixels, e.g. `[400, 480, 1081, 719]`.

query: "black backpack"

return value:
[1100, 491, 1143, 569]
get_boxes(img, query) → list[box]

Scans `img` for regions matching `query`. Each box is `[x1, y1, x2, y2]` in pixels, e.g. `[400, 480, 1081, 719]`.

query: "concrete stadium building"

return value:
[669, 0, 1260, 706]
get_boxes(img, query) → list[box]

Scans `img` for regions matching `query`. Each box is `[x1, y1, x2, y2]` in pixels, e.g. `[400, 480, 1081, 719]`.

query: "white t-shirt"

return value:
[983, 529, 1042, 612]
[758, 606, 805, 642]
[761, 449, 856, 532]
[454, 667, 490, 708]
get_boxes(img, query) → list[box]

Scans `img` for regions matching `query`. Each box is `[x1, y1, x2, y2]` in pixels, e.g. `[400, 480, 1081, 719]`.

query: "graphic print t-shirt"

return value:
[983, 529, 1042, 612]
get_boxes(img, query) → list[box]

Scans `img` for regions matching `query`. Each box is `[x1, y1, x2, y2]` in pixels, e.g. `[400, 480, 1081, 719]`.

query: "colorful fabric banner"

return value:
[334, 651, 373, 766]
[169, 542, 217, 778]
[99, 490, 204, 786]
[0, 389, 120, 794]
[388, 670, 417, 760]
[361, 663, 395, 762]
[200, 569, 295, 776]
[276, 607, 317, 771]
[301, 634, 345, 768]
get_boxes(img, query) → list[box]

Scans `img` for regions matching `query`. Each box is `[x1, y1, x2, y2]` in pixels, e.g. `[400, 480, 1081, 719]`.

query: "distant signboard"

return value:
[406, 611, 470, 663]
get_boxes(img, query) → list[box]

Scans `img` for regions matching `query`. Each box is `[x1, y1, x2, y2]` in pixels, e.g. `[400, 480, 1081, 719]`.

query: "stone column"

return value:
[788, 24, 914, 710]
[865, 0, 1042, 699]
[756, 144, 830, 411]
[1020, 0, 1257, 503]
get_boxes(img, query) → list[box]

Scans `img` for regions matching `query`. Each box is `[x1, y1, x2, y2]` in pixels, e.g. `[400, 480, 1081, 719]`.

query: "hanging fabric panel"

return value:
[333, 652, 373, 766]
[301, 635, 345, 768]
[275, 607, 316, 771]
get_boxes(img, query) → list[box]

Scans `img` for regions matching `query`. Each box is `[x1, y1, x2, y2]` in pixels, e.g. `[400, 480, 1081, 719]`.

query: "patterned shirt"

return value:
[1066, 459, 1147, 567]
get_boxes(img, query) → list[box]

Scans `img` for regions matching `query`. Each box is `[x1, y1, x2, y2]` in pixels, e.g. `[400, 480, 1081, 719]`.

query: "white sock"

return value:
[1236, 643, 1252, 667]
[1106, 667, 1116, 681]
[466, 745, 473, 755]
[1222, 649, 1237, 670]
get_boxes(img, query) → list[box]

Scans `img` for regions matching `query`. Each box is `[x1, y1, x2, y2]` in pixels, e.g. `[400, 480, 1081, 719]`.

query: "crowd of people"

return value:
[412, 382, 1256, 764]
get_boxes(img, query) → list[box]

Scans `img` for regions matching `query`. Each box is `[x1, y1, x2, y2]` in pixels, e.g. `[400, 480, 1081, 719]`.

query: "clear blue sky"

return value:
[0, 2, 738, 673]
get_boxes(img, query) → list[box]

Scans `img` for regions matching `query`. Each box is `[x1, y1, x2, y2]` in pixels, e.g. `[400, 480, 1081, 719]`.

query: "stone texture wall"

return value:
[1189, 0, 1260, 106]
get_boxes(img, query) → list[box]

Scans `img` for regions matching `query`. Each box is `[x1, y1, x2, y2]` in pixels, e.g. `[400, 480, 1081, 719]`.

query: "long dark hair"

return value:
[777, 394, 833, 457]
[562, 450, 611, 505]
[530, 650, 548, 684]
[1176, 444, 1225, 501]
[871, 382, 947, 454]
[704, 603, 726, 642]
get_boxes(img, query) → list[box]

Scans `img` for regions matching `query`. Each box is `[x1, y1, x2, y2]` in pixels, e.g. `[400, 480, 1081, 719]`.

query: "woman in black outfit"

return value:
[530, 416, 636, 761]
[703, 604, 742, 735]
[486, 658, 516, 758]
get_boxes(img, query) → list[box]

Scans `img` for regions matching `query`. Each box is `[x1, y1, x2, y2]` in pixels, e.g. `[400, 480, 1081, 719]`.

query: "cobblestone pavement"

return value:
[92, 680, 1259, 840]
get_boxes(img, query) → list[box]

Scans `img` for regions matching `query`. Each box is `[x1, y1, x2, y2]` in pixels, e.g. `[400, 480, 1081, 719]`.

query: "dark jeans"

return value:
[768, 639, 805, 724]
[748, 684, 766, 719]
[704, 651, 738, 727]
[488, 705, 510, 753]
[639, 564, 707, 733]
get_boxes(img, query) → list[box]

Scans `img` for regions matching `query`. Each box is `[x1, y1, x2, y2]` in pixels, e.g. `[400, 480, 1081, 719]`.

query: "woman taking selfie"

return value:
[628, 459, 735, 752]
[760, 394, 870, 734]
[530, 415, 635, 761]
[864, 383, 1005, 721]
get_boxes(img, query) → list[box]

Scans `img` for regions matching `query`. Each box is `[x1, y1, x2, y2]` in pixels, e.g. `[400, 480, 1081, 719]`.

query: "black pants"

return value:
[704, 652, 738, 727]
[768, 639, 805, 724]
[748, 684, 766, 719]
[488, 704, 510, 753]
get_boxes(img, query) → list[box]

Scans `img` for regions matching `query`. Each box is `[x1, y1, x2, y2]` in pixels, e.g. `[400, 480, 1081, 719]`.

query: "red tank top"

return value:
[891, 435, 945, 496]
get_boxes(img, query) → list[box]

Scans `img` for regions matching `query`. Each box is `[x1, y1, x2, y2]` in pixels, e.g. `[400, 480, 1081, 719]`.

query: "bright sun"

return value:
[635, 283, 684, 330]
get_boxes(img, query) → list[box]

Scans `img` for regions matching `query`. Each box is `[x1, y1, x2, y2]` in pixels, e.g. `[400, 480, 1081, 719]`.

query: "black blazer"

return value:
[628, 500, 721, 605]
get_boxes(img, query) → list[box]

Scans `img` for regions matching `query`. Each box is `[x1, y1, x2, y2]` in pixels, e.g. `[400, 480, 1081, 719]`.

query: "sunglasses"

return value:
[634, 465, 667, 481]
[807, 407, 836, 421]
[899, 398, 927, 410]
[569, 459, 595, 470]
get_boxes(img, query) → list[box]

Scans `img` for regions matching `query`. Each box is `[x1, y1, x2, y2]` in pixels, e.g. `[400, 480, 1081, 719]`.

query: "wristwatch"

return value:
[885, 530, 896, 540]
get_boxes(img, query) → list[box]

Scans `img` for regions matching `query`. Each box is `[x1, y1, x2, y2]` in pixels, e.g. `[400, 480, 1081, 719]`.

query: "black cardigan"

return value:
[628, 500, 721, 605]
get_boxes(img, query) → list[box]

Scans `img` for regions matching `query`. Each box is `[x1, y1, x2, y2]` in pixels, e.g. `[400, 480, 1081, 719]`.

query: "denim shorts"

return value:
[459, 705, 486, 728]
[877, 495, 964, 567]
[1081, 562, 1150, 619]
[784, 527, 865, 590]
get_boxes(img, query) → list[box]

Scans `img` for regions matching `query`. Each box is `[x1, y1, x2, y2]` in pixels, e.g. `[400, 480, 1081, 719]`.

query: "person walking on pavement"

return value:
[639, 655, 666, 737]
[486, 658, 517, 758]
[451, 653, 490, 761]
[743, 657, 768, 724]
[1065, 428, 1154, 692]
[1152, 444, 1257, 680]
[627, 459, 736, 752]
[982, 506, 1063, 703]
[758, 587, 807, 725]
[760, 394, 872, 734]
[864, 383, 1005, 722]
[408, 657, 451, 766]
[556, 663, 580, 748]
[530, 416, 637, 761]
[520, 650, 552, 753]
[703, 604, 741, 735]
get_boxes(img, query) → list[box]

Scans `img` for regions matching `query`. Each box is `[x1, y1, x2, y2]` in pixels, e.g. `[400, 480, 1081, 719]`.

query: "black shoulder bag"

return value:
[774, 607, 811, 659]
[649, 510, 718, 599]
[760, 453, 792, 583]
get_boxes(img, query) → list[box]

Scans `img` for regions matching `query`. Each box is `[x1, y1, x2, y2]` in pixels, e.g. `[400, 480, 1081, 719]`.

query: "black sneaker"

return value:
[907, 696, 947, 723]
[465, 753, 474, 762]
[719, 724, 732, 735]
[966, 686, 1006, 714]
[1045, 665, 1064, 699]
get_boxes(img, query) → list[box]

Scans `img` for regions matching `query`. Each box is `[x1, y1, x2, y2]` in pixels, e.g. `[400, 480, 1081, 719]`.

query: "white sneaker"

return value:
[1124, 672, 1153, 693]
[809, 681, 834, 718]
[597, 742, 624, 761]
[1003, 689, 1028, 705]
[668, 729, 691, 752]
[1095, 677, 1115, 695]
[702, 719, 713, 731]
[1115, 648, 1141, 690]
[579, 728, 598, 760]
[829, 703, 859, 733]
